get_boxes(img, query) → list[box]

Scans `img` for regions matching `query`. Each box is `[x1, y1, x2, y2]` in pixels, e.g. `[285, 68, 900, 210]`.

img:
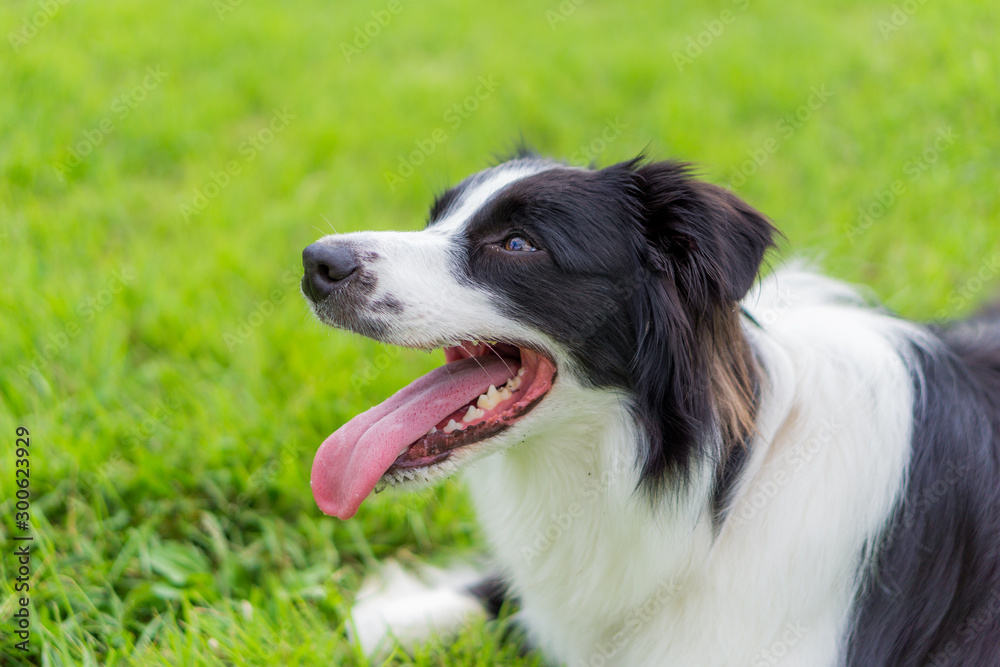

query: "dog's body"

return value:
[302, 154, 1000, 666]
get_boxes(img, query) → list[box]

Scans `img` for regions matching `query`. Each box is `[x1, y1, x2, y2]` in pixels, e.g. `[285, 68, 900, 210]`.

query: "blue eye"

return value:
[503, 236, 536, 252]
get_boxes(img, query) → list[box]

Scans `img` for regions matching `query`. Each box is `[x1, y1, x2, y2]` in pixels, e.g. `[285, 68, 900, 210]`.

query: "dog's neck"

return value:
[463, 381, 718, 654]
[460, 319, 806, 662]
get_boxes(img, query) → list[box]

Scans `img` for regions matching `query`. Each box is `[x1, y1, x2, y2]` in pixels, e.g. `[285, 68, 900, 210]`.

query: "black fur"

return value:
[466, 574, 511, 618]
[711, 424, 754, 527]
[430, 157, 775, 491]
[848, 306, 1000, 666]
[308, 151, 1000, 662]
[628, 161, 774, 488]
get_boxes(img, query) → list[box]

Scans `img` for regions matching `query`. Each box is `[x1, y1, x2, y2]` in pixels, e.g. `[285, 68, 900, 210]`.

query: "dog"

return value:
[300, 151, 1000, 666]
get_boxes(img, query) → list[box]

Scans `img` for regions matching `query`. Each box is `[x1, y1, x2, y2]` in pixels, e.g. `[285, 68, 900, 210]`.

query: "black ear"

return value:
[620, 160, 774, 494]
[632, 161, 775, 304]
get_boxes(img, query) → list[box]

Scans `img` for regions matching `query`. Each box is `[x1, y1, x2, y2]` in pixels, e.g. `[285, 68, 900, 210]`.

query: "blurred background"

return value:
[1, 0, 997, 664]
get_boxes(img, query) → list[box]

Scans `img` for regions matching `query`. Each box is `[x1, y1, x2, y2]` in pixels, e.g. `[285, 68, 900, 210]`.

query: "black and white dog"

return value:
[301, 152, 1000, 666]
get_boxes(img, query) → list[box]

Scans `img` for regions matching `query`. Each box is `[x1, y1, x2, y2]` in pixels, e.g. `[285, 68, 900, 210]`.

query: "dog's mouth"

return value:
[310, 341, 557, 519]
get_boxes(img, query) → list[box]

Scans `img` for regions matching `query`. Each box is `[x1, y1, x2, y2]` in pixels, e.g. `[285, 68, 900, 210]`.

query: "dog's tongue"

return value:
[311, 355, 515, 519]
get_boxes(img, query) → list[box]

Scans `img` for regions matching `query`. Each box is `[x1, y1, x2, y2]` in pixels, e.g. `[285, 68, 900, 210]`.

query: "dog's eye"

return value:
[503, 236, 537, 252]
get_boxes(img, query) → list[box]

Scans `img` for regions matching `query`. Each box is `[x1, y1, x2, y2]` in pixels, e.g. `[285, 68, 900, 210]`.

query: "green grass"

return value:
[1, 0, 998, 663]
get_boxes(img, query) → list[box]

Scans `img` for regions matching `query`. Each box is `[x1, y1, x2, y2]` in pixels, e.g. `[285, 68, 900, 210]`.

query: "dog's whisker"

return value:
[486, 344, 515, 378]
[321, 214, 338, 234]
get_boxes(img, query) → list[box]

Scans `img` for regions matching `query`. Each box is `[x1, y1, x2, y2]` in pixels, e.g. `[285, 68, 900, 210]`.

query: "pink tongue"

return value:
[311, 355, 515, 519]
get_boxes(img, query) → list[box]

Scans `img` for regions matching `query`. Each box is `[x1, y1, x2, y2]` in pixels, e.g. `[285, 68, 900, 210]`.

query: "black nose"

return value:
[302, 242, 359, 302]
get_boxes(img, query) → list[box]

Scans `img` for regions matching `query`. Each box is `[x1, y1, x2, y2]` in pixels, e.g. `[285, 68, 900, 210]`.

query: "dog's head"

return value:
[303, 153, 774, 518]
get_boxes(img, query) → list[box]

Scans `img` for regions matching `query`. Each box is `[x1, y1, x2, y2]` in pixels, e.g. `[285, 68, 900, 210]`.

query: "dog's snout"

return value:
[302, 242, 360, 302]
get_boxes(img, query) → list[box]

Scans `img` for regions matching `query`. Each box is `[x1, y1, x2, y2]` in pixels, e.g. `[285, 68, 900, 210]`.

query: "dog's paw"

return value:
[349, 559, 489, 658]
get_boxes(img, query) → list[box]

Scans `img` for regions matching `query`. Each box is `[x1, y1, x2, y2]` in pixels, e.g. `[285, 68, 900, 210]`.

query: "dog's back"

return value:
[848, 301, 1000, 666]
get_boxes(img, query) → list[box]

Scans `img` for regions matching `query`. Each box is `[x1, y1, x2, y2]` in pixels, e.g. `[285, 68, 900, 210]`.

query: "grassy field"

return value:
[1, 0, 998, 664]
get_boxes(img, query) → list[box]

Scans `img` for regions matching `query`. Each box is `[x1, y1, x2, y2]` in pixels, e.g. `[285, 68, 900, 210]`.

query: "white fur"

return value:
[335, 170, 925, 664]
[350, 267, 925, 665]
[460, 268, 924, 666]
[427, 161, 557, 236]
[310, 161, 563, 353]
[350, 560, 488, 658]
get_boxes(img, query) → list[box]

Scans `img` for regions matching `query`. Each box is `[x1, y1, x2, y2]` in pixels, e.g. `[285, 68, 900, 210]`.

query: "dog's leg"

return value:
[465, 572, 510, 618]
[349, 560, 511, 657]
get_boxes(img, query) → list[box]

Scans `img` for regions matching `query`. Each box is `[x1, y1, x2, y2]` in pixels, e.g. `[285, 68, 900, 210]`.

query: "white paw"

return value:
[349, 560, 488, 658]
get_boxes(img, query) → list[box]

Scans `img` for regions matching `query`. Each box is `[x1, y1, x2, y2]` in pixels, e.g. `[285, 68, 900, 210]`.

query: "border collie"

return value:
[300, 152, 1000, 666]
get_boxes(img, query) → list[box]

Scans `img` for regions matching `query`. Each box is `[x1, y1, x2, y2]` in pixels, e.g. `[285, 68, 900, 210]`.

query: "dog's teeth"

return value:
[477, 386, 498, 410]
[463, 405, 485, 423]
[477, 383, 516, 411]
[443, 419, 462, 434]
[427, 426, 438, 435]
[506, 375, 522, 391]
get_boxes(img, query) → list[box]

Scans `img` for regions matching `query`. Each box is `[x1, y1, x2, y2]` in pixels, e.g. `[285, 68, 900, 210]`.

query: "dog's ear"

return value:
[611, 159, 773, 493]
[631, 160, 775, 304]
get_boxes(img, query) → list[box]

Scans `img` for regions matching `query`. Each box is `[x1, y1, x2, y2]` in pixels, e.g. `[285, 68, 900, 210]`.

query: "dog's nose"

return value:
[302, 242, 359, 302]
